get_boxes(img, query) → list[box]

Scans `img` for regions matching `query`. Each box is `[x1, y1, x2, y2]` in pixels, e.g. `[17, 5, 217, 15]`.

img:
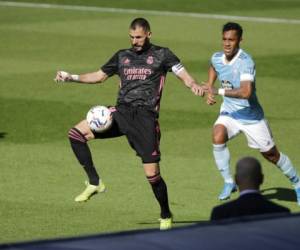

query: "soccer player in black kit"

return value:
[55, 18, 204, 230]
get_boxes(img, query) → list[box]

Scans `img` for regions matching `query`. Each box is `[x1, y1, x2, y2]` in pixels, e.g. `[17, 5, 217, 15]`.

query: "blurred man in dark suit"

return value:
[210, 156, 290, 221]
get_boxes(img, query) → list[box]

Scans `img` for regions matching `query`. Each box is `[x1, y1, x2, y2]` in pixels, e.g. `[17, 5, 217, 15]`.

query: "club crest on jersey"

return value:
[146, 56, 154, 65]
[123, 58, 130, 64]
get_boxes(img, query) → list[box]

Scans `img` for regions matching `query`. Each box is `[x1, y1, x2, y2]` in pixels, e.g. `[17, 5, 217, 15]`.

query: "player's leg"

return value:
[68, 120, 105, 202]
[261, 146, 300, 205]
[242, 119, 300, 205]
[123, 108, 172, 229]
[143, 163, 172, 230]
[213, 116, 239, 200]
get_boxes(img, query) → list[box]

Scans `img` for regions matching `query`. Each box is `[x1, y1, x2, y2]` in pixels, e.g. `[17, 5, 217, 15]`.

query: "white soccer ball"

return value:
[86, 105, 113, 132]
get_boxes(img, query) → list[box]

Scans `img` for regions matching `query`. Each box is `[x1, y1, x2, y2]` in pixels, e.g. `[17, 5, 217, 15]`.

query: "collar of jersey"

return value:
[222, 48, 242, 65]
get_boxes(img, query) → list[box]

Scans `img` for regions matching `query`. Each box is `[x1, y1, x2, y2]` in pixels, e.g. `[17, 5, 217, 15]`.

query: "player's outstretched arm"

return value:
[175, 68, 205, 96]
[54, 69, 108, 84]
[204, 66, 253, 101]
[220, 81, 252, 99]
[207, 80, 253, 99]
[203, 66, 218, 105]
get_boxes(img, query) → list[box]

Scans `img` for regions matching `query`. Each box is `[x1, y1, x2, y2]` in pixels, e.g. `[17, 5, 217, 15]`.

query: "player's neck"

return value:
[238, 184, 260, 193]
[225, 48, 240, 63]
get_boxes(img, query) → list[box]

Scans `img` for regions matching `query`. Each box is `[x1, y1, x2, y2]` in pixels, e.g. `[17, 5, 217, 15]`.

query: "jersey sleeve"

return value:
[163, 48, 181, 72]
[210, 55, 214, 67]
[210, 52, 220, 69]
[239, 58, 255, 82]
[101, 52, 119, 77]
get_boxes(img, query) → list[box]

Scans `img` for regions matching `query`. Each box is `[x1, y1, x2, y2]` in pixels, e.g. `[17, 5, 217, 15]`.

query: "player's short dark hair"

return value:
[223, 22, 243, 39]
[130, 18, 151, 32]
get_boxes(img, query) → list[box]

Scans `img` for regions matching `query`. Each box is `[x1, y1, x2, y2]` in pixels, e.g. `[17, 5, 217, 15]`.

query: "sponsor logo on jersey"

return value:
[123, 67, 152, 80]
[221, 80, 233, 89]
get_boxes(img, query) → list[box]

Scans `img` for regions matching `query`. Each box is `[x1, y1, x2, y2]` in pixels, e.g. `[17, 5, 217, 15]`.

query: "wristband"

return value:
[71, 74, 80, 81]
[218, 88, 225, 96]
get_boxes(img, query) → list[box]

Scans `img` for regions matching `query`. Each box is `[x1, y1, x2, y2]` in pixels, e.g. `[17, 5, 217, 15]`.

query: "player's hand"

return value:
[54, 71, 72, 83]
[201, 82, 217, 105]
[190, 83, 205, 96]
[207, 93, 217, 105]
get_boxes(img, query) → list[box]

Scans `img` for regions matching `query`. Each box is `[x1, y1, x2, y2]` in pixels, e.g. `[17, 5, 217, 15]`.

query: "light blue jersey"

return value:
[211, 49, 264, 124]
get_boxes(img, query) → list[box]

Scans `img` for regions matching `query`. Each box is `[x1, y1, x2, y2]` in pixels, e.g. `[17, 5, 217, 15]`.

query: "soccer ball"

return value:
[86, 105, 113, 132]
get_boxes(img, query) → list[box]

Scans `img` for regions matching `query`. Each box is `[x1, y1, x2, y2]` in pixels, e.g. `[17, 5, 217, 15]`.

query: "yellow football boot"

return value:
[75, 181, 106, 202]
[159, 217, 173, 230]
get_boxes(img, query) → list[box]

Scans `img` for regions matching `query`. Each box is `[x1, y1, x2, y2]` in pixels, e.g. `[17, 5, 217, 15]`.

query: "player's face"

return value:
[129, 26, 151, 51]
[222, 30, 241, 61]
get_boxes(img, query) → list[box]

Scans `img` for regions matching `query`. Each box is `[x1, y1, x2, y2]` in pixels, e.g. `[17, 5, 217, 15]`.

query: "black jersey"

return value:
[101, 44, 180, 111]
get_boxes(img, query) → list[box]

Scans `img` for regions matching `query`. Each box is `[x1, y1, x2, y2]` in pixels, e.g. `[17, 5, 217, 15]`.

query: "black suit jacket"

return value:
[210, 193, 290, 221]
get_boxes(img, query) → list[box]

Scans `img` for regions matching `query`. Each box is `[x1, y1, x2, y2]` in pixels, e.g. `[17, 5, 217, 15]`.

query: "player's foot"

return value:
[295, 187, 300, 205]
[218, 182, 237, 200]
[75, 181, 106, 202]
[159, 217, 172, 230]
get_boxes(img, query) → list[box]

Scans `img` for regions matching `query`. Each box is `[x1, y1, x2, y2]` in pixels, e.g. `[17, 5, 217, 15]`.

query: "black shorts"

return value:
[93, 105, 161, 163]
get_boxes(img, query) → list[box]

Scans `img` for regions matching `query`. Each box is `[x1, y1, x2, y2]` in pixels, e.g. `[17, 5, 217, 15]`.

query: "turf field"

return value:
[1, 0, 300, 244]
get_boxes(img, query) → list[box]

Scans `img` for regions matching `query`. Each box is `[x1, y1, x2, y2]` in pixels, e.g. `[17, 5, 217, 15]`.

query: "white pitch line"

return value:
[1, 1, 300, 24]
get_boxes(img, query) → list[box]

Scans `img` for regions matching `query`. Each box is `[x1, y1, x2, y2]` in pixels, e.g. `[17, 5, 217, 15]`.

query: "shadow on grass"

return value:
[138, 219, 208, 226]
[261, 187, 296, 202]
[0, 132, 7, 139]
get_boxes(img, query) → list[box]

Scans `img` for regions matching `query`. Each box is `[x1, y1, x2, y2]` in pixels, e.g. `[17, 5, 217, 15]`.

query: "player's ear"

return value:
[147, 31, 152, 38]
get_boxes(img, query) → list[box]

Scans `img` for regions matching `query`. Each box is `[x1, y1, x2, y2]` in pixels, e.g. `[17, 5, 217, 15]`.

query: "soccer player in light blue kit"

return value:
[204, 22, 300, 204]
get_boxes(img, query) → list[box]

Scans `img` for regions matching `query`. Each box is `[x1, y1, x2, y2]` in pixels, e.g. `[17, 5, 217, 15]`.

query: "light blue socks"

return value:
[213, 144, 233, 183]
[277, 152, 300, 188]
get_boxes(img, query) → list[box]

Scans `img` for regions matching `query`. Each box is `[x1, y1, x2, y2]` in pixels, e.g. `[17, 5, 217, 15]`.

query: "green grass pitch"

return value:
[0, 0, 300, 244]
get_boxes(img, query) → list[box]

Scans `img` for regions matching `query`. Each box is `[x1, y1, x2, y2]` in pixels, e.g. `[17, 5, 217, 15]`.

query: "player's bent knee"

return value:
[262, 153, 278, 164]
[261, 146, 280, 164]
[213, 133, 227, 144]
[68, 127, 87, 143]
[143, 162, 160, 177]
[73, 120, 95, 141]
[213, 124, 228, 144]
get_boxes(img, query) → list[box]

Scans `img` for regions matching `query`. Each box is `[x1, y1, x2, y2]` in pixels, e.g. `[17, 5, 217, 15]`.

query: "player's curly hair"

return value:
[130, 18, 151, 32]
[223, 22, 243, 39]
